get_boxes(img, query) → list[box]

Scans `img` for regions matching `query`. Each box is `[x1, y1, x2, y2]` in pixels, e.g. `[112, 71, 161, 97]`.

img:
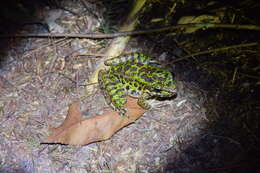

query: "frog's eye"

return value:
[153, 88, 162, 93]
[133, 82, 139, 87]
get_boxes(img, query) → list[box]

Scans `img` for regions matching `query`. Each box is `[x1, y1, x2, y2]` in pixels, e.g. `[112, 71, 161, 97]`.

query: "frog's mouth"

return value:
[149, 87, 177, 100]
[154, 86, 177, 94]
[149, 92, 177, 101]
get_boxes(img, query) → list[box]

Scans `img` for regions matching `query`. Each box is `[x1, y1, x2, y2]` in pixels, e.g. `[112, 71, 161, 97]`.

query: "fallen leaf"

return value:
[43, 97, 145, 145]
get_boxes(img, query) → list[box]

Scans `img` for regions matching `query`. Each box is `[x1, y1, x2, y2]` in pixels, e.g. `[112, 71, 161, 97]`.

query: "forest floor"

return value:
[0, 0, 259, 172]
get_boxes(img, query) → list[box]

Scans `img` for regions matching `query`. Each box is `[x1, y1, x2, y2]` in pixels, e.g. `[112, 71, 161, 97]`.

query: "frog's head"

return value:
[151, 71, 177, 97]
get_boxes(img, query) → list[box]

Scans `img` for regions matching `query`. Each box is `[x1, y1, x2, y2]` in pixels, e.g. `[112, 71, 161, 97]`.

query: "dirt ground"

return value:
[0, 0, 259, 173]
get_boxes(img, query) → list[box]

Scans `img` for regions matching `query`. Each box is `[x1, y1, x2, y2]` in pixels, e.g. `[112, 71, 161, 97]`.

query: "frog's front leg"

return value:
[137, 92, 151, 110]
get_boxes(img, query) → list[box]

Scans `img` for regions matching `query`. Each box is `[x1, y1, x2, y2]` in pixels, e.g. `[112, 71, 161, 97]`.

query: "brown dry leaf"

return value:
[43, 97, 145, 145]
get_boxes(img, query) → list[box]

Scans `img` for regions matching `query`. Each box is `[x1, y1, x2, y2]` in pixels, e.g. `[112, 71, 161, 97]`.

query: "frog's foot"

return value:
[137, 99, 151, 110]
[137, 92, 151, 110]
[118, 108, 128, 117]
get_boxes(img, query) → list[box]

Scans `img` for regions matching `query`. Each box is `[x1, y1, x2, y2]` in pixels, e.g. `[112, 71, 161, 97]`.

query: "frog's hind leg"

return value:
[98, 70, 112, 105]
[104, 52, 156, 66]
[98, 70, 127, 116]
[110, 90, 128, 116]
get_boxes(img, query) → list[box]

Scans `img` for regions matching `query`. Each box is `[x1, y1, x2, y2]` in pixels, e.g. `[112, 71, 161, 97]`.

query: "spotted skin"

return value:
[98, 52, 177, 116]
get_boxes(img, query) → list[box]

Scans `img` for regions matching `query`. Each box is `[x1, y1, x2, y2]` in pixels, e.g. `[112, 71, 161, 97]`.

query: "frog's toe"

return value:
[119, 108, 127, 116]
[137, 99, 151, 110]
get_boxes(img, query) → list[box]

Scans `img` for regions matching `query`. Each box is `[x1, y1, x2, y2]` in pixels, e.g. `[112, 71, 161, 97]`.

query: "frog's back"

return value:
[110, 61, 174, 90]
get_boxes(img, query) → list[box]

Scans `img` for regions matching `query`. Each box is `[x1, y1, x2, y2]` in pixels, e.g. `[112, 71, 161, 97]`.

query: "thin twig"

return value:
[170, 42, 258, 63]
[77, 53, 106, 57]
[238, 72, 260, 80]
[1, 23, 260, 39]
[231, 67, 238, 85]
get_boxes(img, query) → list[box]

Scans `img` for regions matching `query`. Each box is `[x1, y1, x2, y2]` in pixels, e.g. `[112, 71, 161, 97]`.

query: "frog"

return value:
[98, 52, 177, 116]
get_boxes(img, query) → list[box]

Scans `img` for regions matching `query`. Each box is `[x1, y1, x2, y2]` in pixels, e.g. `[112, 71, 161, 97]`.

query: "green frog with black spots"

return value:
[98, 52, 177, 116]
